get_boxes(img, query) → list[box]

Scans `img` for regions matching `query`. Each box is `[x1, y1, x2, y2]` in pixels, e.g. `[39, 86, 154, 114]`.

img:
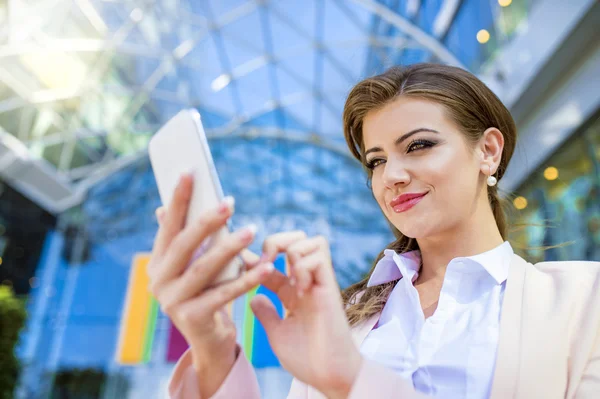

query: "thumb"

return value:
[250, 294, 281, 336]
[155, 206, 166, 224]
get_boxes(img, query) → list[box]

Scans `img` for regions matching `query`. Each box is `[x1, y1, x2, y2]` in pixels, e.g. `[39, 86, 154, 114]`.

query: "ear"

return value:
[478, 127, 504, 176]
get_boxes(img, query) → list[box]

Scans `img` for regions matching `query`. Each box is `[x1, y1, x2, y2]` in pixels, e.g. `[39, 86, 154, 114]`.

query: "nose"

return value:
[382, 158, 410, 189]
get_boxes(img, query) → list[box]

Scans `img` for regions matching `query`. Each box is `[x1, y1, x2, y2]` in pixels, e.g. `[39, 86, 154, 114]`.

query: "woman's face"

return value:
[362, 97, 486, 239]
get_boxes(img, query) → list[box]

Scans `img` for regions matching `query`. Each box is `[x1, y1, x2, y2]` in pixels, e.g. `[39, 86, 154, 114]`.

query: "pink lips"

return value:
[390, 192, 428, 213]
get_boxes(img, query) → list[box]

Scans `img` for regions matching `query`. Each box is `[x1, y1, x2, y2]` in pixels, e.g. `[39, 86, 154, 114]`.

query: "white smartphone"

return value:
[148, 109, 243, 285]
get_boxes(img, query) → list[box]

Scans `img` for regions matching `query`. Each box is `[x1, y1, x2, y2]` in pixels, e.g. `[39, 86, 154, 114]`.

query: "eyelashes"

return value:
[365, 158, 384, 170]
[364, 139, 437, 170]
[407, 139, 436, 152]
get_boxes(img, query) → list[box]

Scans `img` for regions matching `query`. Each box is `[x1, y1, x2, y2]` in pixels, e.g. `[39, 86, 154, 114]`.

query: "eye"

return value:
[365, 158, 385, 170]
[406, 139, 436, 153]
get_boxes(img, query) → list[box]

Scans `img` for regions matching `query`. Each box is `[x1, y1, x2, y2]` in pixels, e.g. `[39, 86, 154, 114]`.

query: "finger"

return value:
[292, 250, 323, 294]
[259, 268, 298, 310]
[286, 239, 320, 264]
[261, 231, 307, 262]
[169, 262, 273, 326]
[155, 207, 166, 224]
[153, 173, 193, 256]
[154, 197, 235, 284]
[240, 249, 260, 269]
[167, 173, 194, 230]
[293, 236, 336, 294]
[250, 294, 282, 336]
[160, 225, 258, 301]
[201, 262, 275, 313]
[150, 209, 167, 272]
[286, 238, 320, 283]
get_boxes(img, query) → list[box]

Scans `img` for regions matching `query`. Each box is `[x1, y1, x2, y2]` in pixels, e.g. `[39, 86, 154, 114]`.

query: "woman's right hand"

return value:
[148, 172, 274, 397]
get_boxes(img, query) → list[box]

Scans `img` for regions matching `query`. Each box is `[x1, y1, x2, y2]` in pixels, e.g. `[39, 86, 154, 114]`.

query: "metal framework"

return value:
[0, 0, 503, 216]
[0, 0, 514, 300]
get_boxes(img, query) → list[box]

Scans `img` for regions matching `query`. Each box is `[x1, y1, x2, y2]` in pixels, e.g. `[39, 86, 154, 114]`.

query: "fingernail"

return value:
[261, 262, 275, 274]
[297, 289, 304, 298]
[239, 224, 257, 241]
[219, 196, 235, 214]
[155, 207, 165, 221]
[245, 223, 257, 235]
[289, 277, 296, 286]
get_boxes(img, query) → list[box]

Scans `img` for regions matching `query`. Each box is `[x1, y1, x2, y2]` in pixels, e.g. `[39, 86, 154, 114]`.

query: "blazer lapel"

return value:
[489, 253, 528, 399]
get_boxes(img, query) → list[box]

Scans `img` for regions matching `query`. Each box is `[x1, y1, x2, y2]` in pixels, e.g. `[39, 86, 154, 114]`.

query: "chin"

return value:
[396, 227, 431, 240]
[389, 214, 442, 240]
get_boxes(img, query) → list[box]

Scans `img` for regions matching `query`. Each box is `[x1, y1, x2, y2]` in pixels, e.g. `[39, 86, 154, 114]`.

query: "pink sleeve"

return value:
[348, 358, 430, 399]
[168, 346, 261, 399]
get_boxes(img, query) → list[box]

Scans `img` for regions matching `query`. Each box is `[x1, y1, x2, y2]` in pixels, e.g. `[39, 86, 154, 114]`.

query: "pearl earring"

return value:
[486, 164, 497, 187]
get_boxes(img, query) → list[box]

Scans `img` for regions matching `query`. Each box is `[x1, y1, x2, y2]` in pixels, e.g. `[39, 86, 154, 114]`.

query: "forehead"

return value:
[362, 97, 453, 146]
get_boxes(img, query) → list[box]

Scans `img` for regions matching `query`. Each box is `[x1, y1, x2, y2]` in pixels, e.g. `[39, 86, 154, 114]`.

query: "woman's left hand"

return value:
[249, 231, 363, 399]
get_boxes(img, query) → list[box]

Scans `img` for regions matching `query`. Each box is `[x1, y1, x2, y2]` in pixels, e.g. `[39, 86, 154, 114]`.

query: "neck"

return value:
[415, 200, 505, 284]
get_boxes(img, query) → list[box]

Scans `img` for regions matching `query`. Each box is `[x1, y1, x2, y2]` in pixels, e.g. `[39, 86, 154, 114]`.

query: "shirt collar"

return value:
[454, 241, 513, 284]
[366, 241, 513, 287]
[367, 249, 421, 287]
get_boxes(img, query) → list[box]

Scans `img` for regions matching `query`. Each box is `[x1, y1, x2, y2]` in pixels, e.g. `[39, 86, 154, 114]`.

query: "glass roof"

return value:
[0, 0, 532, 185]
[0, 0, 535, 285]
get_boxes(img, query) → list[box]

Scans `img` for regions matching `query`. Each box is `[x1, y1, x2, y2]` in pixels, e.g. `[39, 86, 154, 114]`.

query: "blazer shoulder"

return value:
[530, 259, 600, 276]
[526, 258, 600, 294]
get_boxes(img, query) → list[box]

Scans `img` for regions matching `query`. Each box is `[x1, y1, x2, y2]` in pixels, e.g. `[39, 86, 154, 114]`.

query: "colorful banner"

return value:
[166, 323, 188, 363]
[116, 253, 288, 366]
[242, 255, 286, 367]
[116, 253, 158, 364]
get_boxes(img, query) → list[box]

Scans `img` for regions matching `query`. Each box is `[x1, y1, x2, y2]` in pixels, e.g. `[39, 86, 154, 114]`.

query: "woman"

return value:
[149, 64, 600, 399]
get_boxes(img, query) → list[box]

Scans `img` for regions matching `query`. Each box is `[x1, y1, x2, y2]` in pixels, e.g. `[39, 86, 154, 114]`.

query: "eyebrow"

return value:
[364, 128, 440, 158]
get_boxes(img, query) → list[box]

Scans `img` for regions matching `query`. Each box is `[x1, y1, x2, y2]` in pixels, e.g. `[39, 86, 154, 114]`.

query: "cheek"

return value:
[431, 153, 481, 209]
[370, 173, 387, 208]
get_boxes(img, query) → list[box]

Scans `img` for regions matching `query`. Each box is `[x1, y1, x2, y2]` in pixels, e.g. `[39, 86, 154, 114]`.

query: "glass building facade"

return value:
[510, 115, 600, 263]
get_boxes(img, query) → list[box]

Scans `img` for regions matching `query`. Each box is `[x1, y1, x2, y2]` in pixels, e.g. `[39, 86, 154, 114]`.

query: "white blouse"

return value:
[360, 242, 514, 399]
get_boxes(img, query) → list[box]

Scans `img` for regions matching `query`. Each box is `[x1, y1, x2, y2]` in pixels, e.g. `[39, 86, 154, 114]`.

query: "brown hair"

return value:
[341, 63, 517, 326]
